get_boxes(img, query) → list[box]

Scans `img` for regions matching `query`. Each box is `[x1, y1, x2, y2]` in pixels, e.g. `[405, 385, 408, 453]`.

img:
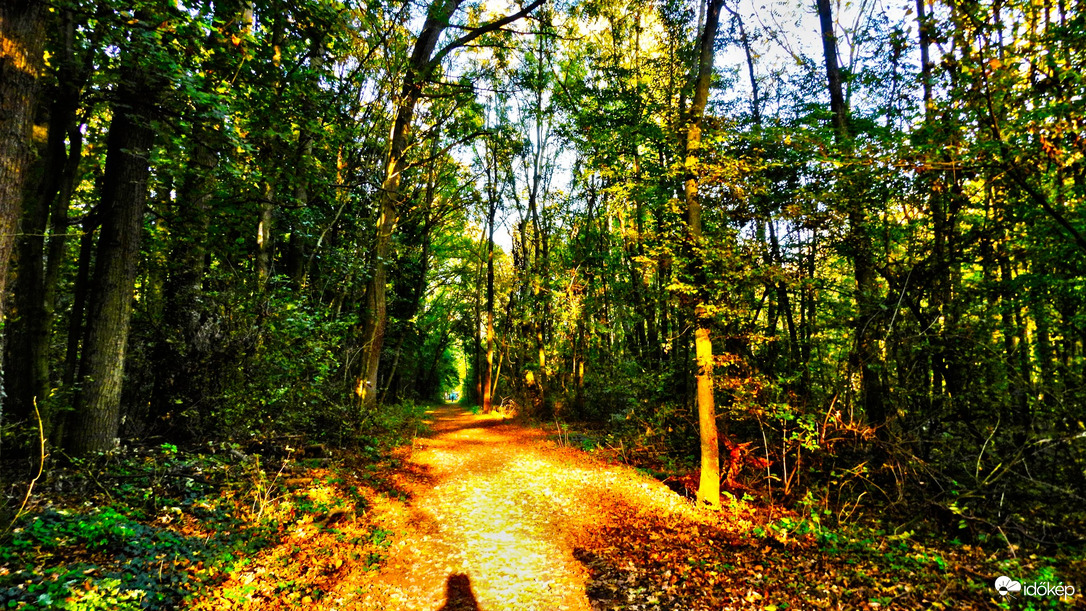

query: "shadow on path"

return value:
[436, 573, 480, 611]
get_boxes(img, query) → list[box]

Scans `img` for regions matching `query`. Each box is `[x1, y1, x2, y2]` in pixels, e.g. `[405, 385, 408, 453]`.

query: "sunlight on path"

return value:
[334, 405, 704, 611]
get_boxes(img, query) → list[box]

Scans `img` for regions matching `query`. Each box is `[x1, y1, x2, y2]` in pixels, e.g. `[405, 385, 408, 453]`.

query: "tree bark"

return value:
[5, 9, 84, 444]
[66, 37, 159, 455]
[0, 0, 45, 324]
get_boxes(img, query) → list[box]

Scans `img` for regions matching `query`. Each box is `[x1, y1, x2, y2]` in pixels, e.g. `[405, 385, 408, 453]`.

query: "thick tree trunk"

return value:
[0, 0, 46, 442]
[684, 0, 725, 509]
[66, 54, 158, 455]
[0, 0, 45, 327]
[6, 57, 83, 445]
[6, 107, 51, 443]
[4, 3, 82, 449]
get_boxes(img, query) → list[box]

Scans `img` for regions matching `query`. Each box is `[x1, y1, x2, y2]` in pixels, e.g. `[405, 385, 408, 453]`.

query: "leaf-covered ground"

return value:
[4, 405, 1082, 609]
[199, 405, 1084, 609]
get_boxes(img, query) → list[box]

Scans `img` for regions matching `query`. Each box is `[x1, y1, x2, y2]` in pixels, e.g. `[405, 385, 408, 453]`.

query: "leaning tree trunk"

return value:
[353, 0, 544, 411]
[66, 48, 159, 455]
[354, 2, 456, 410]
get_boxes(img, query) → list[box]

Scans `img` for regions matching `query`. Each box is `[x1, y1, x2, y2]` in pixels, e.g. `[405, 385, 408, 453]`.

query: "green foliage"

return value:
[0, 505, 257, 610]
[358, 399, 431, 450]
[214, 292, 358, 440]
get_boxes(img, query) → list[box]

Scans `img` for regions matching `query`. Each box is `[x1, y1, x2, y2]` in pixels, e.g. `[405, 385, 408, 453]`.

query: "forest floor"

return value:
[184, 405, 1082, 610]
[3, 404, 1082, 610]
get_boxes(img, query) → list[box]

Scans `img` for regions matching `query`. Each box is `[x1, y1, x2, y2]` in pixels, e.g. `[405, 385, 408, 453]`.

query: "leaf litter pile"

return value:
[5, 405, 1081, 609]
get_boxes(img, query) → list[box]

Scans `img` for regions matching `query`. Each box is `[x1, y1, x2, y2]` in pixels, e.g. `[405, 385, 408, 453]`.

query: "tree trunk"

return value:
[5, 23, 84, 445]
[685, 0, 725, 509]
[66, 49, 158, 455]
[355, 1, 457, 409]
[62, 210, 99, 388]
[0, 0, 46, 443]
[0, 0, 45, 327]
[483, 173, 497, 414]
[816, 0, 886, 431]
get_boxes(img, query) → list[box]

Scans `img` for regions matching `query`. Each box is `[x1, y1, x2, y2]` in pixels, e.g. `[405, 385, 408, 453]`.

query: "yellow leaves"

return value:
[745, 588, 764, 603]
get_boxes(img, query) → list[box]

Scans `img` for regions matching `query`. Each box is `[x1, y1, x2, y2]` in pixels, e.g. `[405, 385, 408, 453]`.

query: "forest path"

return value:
[334, 404, 704, 610]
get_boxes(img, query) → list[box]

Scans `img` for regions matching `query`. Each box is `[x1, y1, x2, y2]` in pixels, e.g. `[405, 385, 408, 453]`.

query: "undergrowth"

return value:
[548, 412, 1086, 609]
[0, 400, 430, 610]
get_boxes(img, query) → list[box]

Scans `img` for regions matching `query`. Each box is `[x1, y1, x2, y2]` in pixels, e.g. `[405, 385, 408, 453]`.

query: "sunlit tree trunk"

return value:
[483, 199, 496, 413]
[356, 0, 460, 409]
[684, 0, 725, 509]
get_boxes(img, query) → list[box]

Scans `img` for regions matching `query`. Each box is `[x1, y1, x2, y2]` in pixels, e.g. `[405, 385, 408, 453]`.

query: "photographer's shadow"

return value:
[437, 573, 480, 611]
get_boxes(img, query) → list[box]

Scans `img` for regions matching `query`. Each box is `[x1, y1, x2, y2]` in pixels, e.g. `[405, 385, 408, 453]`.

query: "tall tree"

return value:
[4, 7, 90, 447]
[481, 133, 501, 414]
[0, 0, 46, 332]
[684, 0, 726, 509]
[354, 0, 545, 410]
[66, 12, 167, 455]
[816, 0, 886, 433]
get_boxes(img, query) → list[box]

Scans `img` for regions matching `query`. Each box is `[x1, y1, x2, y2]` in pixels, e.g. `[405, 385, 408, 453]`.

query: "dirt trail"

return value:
[334, 405, 702, 610]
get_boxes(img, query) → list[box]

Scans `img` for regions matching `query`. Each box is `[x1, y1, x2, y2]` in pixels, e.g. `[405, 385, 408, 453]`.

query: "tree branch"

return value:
[427, 0, 546, 72]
